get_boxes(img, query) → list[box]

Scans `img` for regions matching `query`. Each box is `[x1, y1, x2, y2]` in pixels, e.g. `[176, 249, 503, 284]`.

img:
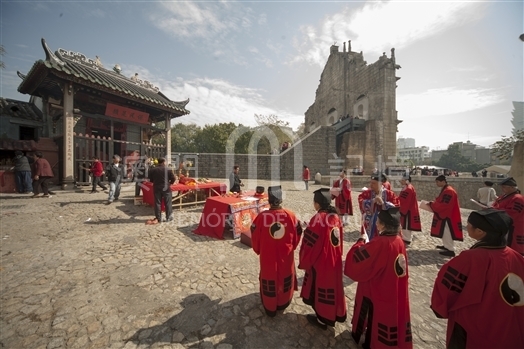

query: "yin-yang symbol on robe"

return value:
[394, 254, 407, 277]
[270, 222, 285, 239]
[500, 273, 524, 306]
[330, 227, 340, 247]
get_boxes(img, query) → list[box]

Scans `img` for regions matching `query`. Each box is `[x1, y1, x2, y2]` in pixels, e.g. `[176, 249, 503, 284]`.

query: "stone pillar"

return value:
[165, 115, 172, 164]
[62, 82, 75, 189]
[511, 140, 524, 189]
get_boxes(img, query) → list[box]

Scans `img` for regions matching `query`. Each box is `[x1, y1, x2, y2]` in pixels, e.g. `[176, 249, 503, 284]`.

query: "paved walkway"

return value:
[0, 180, 476, 349]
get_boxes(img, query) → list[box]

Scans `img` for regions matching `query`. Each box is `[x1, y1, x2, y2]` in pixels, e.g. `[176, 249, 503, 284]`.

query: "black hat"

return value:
[499, 177, 517, 187]
[268, 186, 282, 206]
[313, 188, 332, 208]
[256, 186, 265, 195]
[378, 207, 401, 227]
[484, 181, 494, 186]
[381, 174, 388, 182]
[467, 209, 513, 236]
[370, 174, 380, 181]
[435, 175, 446, 181]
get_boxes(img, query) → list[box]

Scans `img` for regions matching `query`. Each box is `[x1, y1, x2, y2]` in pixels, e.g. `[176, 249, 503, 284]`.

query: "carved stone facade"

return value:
[304, 42, 401, 173]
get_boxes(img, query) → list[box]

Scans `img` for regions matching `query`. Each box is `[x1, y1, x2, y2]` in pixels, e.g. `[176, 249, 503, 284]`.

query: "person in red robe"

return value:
[429, 175, 463, 257]
[358, 174, 400, 240]
[302, 165, 310, 190]
[398, 174, 421, 246]
[331, 169, 353, 226]
[492, 177, 524, 255]
[251, 185, 302, 317]
[299, 188, 347, 330]
[431, 209, 524, 348]
[345, 207, 412, 349]
[381, 174, 392, 191]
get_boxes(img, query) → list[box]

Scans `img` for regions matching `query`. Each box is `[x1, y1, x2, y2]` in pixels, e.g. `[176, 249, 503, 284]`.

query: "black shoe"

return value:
[436, 245, 447, 250]
[439, 250, 456, 257]
[306, 314, 327, 330]
[48, 191, 56, 195]
[114, 198, 119, 201]
[105, 201, 112, 205]
[90, 191, 98, 194]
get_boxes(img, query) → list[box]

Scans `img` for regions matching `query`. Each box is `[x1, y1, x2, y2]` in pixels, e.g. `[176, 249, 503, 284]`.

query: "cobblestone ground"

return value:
[0, 180, 476, 349]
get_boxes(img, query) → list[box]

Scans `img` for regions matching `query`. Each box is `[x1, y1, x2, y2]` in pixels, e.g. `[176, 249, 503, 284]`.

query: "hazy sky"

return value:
[1, 0, 522, 151]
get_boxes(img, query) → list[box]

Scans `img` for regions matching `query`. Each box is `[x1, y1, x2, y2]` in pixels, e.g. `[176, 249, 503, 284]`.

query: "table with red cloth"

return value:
[141, 181, 227, 210]
[193, 192, 269, 240]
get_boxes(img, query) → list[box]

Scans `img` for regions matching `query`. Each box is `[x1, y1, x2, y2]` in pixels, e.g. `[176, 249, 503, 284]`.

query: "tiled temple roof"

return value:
[0, 97, 43, 123]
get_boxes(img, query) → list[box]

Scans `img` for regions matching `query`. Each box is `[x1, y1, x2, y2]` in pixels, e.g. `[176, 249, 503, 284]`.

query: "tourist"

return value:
[476, 180, 497, 207]
[358, 174, 400, 240]
[429, 175, 463, 257]
[86, 156, 107, 193]
[381, 173, 392, 190]
[31, 152, 54, 198]
[492, 177, 524, 256]
[299, 188, 347, 330]
[345, 207, 412, 349]
[331, 169, 353, 226]
[146, 157, 176, 225]
[229, 165, 244, 193]
[13, 150, 33, 194]
[104, 154, 124, 205]
[302, 165, 310, 190]
[431, 209, 524, 348]
[399, 174, 421, 246]
[250, 186, 303, 317]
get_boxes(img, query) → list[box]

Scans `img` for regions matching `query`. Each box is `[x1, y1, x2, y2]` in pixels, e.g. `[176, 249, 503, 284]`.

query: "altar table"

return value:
[141, 181, 227, 210]
[193, 193, 269, 240]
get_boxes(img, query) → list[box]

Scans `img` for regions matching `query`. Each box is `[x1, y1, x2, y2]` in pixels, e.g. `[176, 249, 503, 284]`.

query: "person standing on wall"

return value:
[146, 157, 176, 225]
[429, 175, 463, 257]
[302, 165, 310, 190]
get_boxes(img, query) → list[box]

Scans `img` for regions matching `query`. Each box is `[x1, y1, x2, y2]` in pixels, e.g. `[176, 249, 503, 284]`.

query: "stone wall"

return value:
[511, 140, 523, 189]
[178, 126, 336, 184]
[320, 174, 501, 210]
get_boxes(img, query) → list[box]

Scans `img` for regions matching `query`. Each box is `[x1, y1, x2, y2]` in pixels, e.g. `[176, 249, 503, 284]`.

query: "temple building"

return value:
[305, 41, 401, 173]
[13, 38, 190, 188]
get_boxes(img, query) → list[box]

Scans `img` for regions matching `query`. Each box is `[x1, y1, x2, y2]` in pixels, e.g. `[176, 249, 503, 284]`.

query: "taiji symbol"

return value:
[269, 222, 285, 239]
[394, 254, 407, 277]
[500, 273, 524, 306]
[330, 227, 340, 247]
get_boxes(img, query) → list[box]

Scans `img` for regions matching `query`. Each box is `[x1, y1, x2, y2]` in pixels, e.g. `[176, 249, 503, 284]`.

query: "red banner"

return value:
[105, 103, 149, 124]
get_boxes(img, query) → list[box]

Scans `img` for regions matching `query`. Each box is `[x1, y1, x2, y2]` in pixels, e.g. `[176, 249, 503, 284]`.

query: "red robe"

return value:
[492, 191, 524, 255]
[382, 181, 392, 191]
[399, 183, 422, 232]
[345, 233, 412, 348]
[332, 177, 353, 215]
[299, 210, 347, 326]
[358, 188, 400, 239]
[431, 245, 524, 348]
[429, 185, 463, 241]
[251, 208, 302, 316]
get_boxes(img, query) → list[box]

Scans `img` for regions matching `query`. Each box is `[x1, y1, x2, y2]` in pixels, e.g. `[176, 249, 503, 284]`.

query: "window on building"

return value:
[19, 126, 36, 141]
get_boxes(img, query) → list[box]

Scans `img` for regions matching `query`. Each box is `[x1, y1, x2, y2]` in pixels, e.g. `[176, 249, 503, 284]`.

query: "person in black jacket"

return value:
[146, 158, 176, 225]
[104, 154, 124, 204]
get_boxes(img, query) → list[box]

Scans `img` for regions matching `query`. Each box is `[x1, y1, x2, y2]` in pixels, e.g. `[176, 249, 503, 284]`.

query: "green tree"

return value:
[436, 144, 480, 172]
[170, 123, 202, 153]
[253, 114, 294, 154]
[491, 129, 524, 160]
[195, 122, 245, 153]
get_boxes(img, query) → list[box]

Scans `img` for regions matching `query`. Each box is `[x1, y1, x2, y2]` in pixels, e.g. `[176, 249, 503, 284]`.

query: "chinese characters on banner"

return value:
[104, 103, 150, 124]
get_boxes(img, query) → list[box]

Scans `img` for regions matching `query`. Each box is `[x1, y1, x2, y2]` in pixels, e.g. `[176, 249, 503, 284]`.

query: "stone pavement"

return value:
[0, 180, 476, 349]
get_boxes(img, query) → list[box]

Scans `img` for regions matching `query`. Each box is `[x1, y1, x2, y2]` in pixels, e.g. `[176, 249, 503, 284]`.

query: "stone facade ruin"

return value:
[304, 41, 401, 173]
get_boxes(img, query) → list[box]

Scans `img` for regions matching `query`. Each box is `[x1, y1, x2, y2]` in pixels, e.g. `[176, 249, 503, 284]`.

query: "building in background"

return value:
[512, 101, 524, 135]
[430, 140, 496, 164]
[397, 146, 430, 163]
[397, 137, 416, 149]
